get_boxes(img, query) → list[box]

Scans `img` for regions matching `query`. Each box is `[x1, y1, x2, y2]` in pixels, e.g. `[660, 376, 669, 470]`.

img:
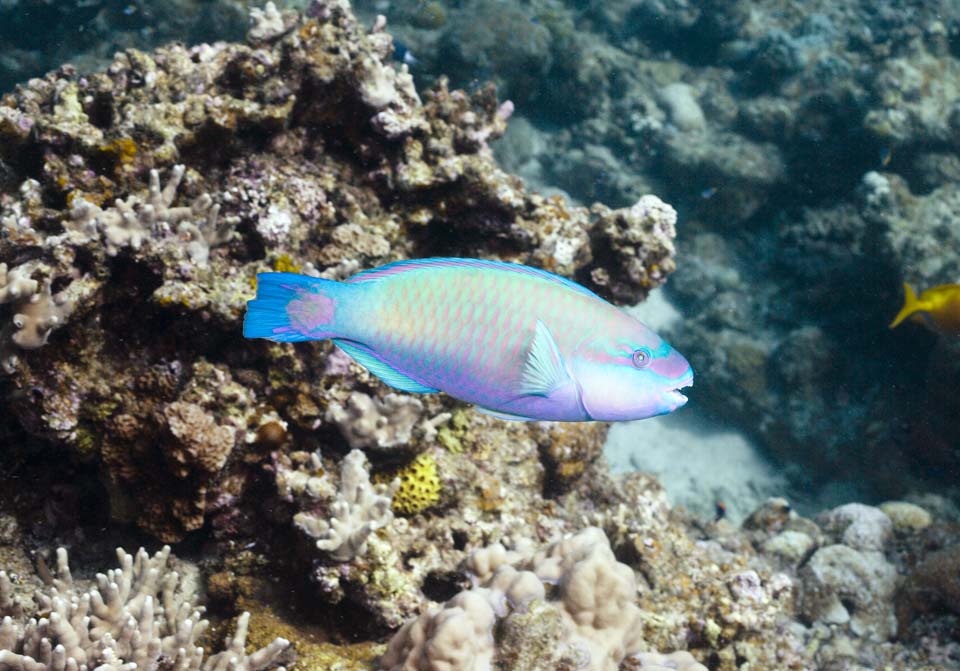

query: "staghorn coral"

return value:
[67, 165, 231, 264]
[293, 449, 398, 562]
[0, 546, 289, 671]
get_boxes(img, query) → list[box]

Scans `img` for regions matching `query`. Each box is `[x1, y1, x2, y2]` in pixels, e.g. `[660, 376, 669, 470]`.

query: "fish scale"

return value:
[244, 258, 693, 422]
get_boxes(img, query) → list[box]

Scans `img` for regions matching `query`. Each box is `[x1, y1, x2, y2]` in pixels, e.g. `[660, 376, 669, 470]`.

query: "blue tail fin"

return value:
[244, 273, 345, 342]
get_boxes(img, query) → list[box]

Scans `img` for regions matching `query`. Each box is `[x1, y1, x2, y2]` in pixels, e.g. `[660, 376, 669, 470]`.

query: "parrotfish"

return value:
[244, 258, 693, 422]
[889, 282, 960, 337]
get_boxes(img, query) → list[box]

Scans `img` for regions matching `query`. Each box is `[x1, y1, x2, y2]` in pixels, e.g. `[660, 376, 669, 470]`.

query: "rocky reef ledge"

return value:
[0, 2, 957, 670]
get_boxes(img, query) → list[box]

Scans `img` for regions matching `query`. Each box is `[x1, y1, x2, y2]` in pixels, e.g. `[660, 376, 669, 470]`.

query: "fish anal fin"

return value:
[519, 320, 571, 397]
[474, 405, 538, 421]
[333, 339, 439, 394]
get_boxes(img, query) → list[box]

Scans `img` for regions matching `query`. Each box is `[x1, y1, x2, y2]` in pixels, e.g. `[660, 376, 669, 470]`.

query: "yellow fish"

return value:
[889, 282, 960, 336]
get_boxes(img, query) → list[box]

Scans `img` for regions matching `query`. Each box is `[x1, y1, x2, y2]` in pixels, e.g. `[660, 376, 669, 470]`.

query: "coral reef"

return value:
[0, 0, 675, 544]
[1, 1, 959, 670]
[0, 546, 289, 671]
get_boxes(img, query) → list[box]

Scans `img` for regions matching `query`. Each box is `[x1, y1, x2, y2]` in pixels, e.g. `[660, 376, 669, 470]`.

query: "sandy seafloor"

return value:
[606, 291, 871, 523]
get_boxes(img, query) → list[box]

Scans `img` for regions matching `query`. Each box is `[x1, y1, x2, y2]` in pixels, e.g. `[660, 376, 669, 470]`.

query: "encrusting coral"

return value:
[627, 651, 708, 671]
[0, 546, 290, 671]
[896, 544, 960, 636]
[325, 392, 426, 452]
[375, 452, 443, 516]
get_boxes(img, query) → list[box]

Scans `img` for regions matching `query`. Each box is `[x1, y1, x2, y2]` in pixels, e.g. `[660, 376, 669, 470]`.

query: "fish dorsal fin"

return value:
[333, 339, 439, 394]
[345, 257, 601, 300]
[519, 320, 572, 397]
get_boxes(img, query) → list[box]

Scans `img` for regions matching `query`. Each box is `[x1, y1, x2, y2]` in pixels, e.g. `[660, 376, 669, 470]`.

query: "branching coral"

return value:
[67, 165, 230, 264]
[0, 546, 290, 671]
[7, 283, 75, 350]
[0, 264, 38, 304]
[294, 449, 399, 562]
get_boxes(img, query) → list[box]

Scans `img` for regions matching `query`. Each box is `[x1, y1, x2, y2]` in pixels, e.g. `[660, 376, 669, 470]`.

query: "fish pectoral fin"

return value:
[474, 405, 538, 421]
[333, 339, 439, 394]
[519, 320, 572, 397]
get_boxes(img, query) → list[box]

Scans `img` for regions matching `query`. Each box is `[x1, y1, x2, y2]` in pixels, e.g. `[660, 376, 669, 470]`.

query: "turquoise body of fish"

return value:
[244, 258, 693, 421]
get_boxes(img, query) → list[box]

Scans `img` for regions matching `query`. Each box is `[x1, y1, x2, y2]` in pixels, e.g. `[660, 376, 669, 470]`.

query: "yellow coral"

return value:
[98, 137, 138, 166]
[250, 255, 303, 291]
[273, 254, 302, 274]
[376, 452, 441, 515]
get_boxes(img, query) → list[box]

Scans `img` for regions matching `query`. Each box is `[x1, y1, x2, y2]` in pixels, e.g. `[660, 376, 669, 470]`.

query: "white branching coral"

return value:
[8, 282, 75, 350]
[67, 165, 232, 264]
[0, 546, 290, 671]
[293, 449, 398, 562]
[0, 264, 38, 304]
[0, 263, 75, 351]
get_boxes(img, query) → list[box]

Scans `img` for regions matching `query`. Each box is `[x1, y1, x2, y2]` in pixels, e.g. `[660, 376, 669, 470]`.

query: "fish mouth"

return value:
[664, 373, 694, 409]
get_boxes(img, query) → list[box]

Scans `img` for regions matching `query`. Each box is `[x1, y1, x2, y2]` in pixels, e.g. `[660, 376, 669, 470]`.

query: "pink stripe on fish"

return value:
[652, 347, 693, 381]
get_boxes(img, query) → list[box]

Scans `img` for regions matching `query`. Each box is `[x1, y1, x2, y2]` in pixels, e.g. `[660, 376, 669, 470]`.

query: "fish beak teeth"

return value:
[666, 377, 693, 408]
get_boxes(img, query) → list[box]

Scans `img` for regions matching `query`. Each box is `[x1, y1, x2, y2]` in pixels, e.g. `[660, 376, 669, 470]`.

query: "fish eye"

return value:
[632, 348, 652, 368]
